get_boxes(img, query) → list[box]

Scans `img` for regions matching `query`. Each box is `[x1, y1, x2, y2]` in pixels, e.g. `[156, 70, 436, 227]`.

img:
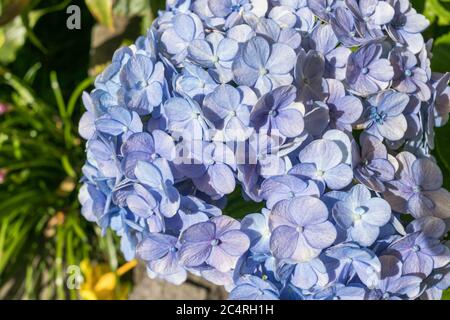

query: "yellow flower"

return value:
[79, 259, 137, 300]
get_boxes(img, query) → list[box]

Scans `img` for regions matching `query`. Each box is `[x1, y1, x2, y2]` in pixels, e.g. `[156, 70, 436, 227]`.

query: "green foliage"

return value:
[432, 33, 450, 73]
[411, 0, 450, 300]
[85, 0, 156, 33]
[85, 0, 114, 30]
[0, 16, 26, 64]
[0, 0, 31, 25]
[226, 186, 264, 220]
[443, 289, 450, 300]
[0, 64, 98, 299]
[423, 0, 450, 26]
[0, 0, 123, 299]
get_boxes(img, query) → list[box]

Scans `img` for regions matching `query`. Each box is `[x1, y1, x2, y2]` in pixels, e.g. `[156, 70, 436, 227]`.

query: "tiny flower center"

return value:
[362, 67, 369, 75]
[434, 273, 444, 281]
[259, 67, 268, 76]
[268, 109, 278, 117]
[325, 6, 332, 13]
[392, 16, 407, 29]
[405, 69, 412, 77]
[136, 80, 147, 89]
[211, 239, 221, 246]
[231, 4, 242, 12]
[211, 55, 219, 63]
[262, 274, 268, 281]
[412, 244, 421, 252]
[122, 125, 128, 132]
[353, 207, 366, 222]
[296, 226, 304, 233]
[370, 107, 387, 125]
[193, 111, 202, 119]
[317, 170, 325, 177]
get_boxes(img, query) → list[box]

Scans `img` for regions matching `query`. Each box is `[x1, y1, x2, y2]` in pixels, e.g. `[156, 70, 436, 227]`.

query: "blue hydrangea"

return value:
[332, 184, 392, 246]
[385, 152, 450, 219]
[232, 36, 296, 96]
[178, 216, 250, 272]
[346, 43, 394, 96]
[269, 196, 337, 262]
[363, 90, 410, 141]
[295, 139, 353, 191]
[79, 0, 450, 300]
[120, 53, 165, 115]
[188, 33, 239, 83]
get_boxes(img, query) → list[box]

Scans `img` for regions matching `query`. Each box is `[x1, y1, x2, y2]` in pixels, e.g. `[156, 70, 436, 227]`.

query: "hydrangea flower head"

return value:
[385, 152, 450, 219]
[332, 184, 391, 246]
[79, 0, 450, 300]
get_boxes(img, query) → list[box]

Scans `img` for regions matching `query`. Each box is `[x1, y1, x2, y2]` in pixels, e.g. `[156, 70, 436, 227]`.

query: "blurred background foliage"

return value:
[0, 0, 165, 300]
[0, 0, 448, 300]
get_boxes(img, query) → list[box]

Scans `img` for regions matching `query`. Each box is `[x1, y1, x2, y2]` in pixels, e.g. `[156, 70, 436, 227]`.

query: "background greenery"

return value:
[0, 0, 448, 300]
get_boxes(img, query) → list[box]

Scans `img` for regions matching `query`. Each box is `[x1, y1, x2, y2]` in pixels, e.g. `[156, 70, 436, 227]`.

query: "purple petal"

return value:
[291, 263, 318, 290]
[403, 252, 433, 276]
[376, 91, 409, 116]
[213, 215, 240, 237]
[208, 164, 236, 195]
[289, 196, 329, 226]
[412, 159, 443, 191]
[270, 225, 298, 259]
[207, 246, 238, 272]
[136, 234, 176, 261]
[363, 198, 392, 227]
[299, 139, 343, 171]
[350, 221, 379, 246]
[181, 221, 215, 242]
[303, 221, 337, 249]
[219, 230, 250, 256]
[377, 115, 407, 141]
[127, 194, 155, 218]
[275, 108, 305, 138]
[178, 242, 212, 267]
[323, 163, 353, 190]
[266, 43, 296, 74]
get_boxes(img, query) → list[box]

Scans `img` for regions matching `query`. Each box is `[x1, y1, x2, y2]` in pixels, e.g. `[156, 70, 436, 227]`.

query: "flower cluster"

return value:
[79, 0, 450, 300]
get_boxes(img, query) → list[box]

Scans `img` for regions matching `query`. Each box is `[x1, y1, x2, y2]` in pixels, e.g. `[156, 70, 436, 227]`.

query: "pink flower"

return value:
[0, 103, 11, 115]
[0, 169, 7, 184]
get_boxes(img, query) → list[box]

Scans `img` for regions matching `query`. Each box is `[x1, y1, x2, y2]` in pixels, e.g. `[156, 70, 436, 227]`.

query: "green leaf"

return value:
[225, 186, 264, 220]
[61, 155, 76, 178]
[423, 0, 450, 26]
[435, 126, 450, 190]
[85, 0, 114, 30]
[431, 32, 450, 73]
[0, 0, 30, 26]
[113, 0, 151, 17]
[411, 0, 425, 13]
[150, 0, 166, 18]
[0, 16, 26, 64]
[443, 289, 450, 300]
[27, 0, 72, 28]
